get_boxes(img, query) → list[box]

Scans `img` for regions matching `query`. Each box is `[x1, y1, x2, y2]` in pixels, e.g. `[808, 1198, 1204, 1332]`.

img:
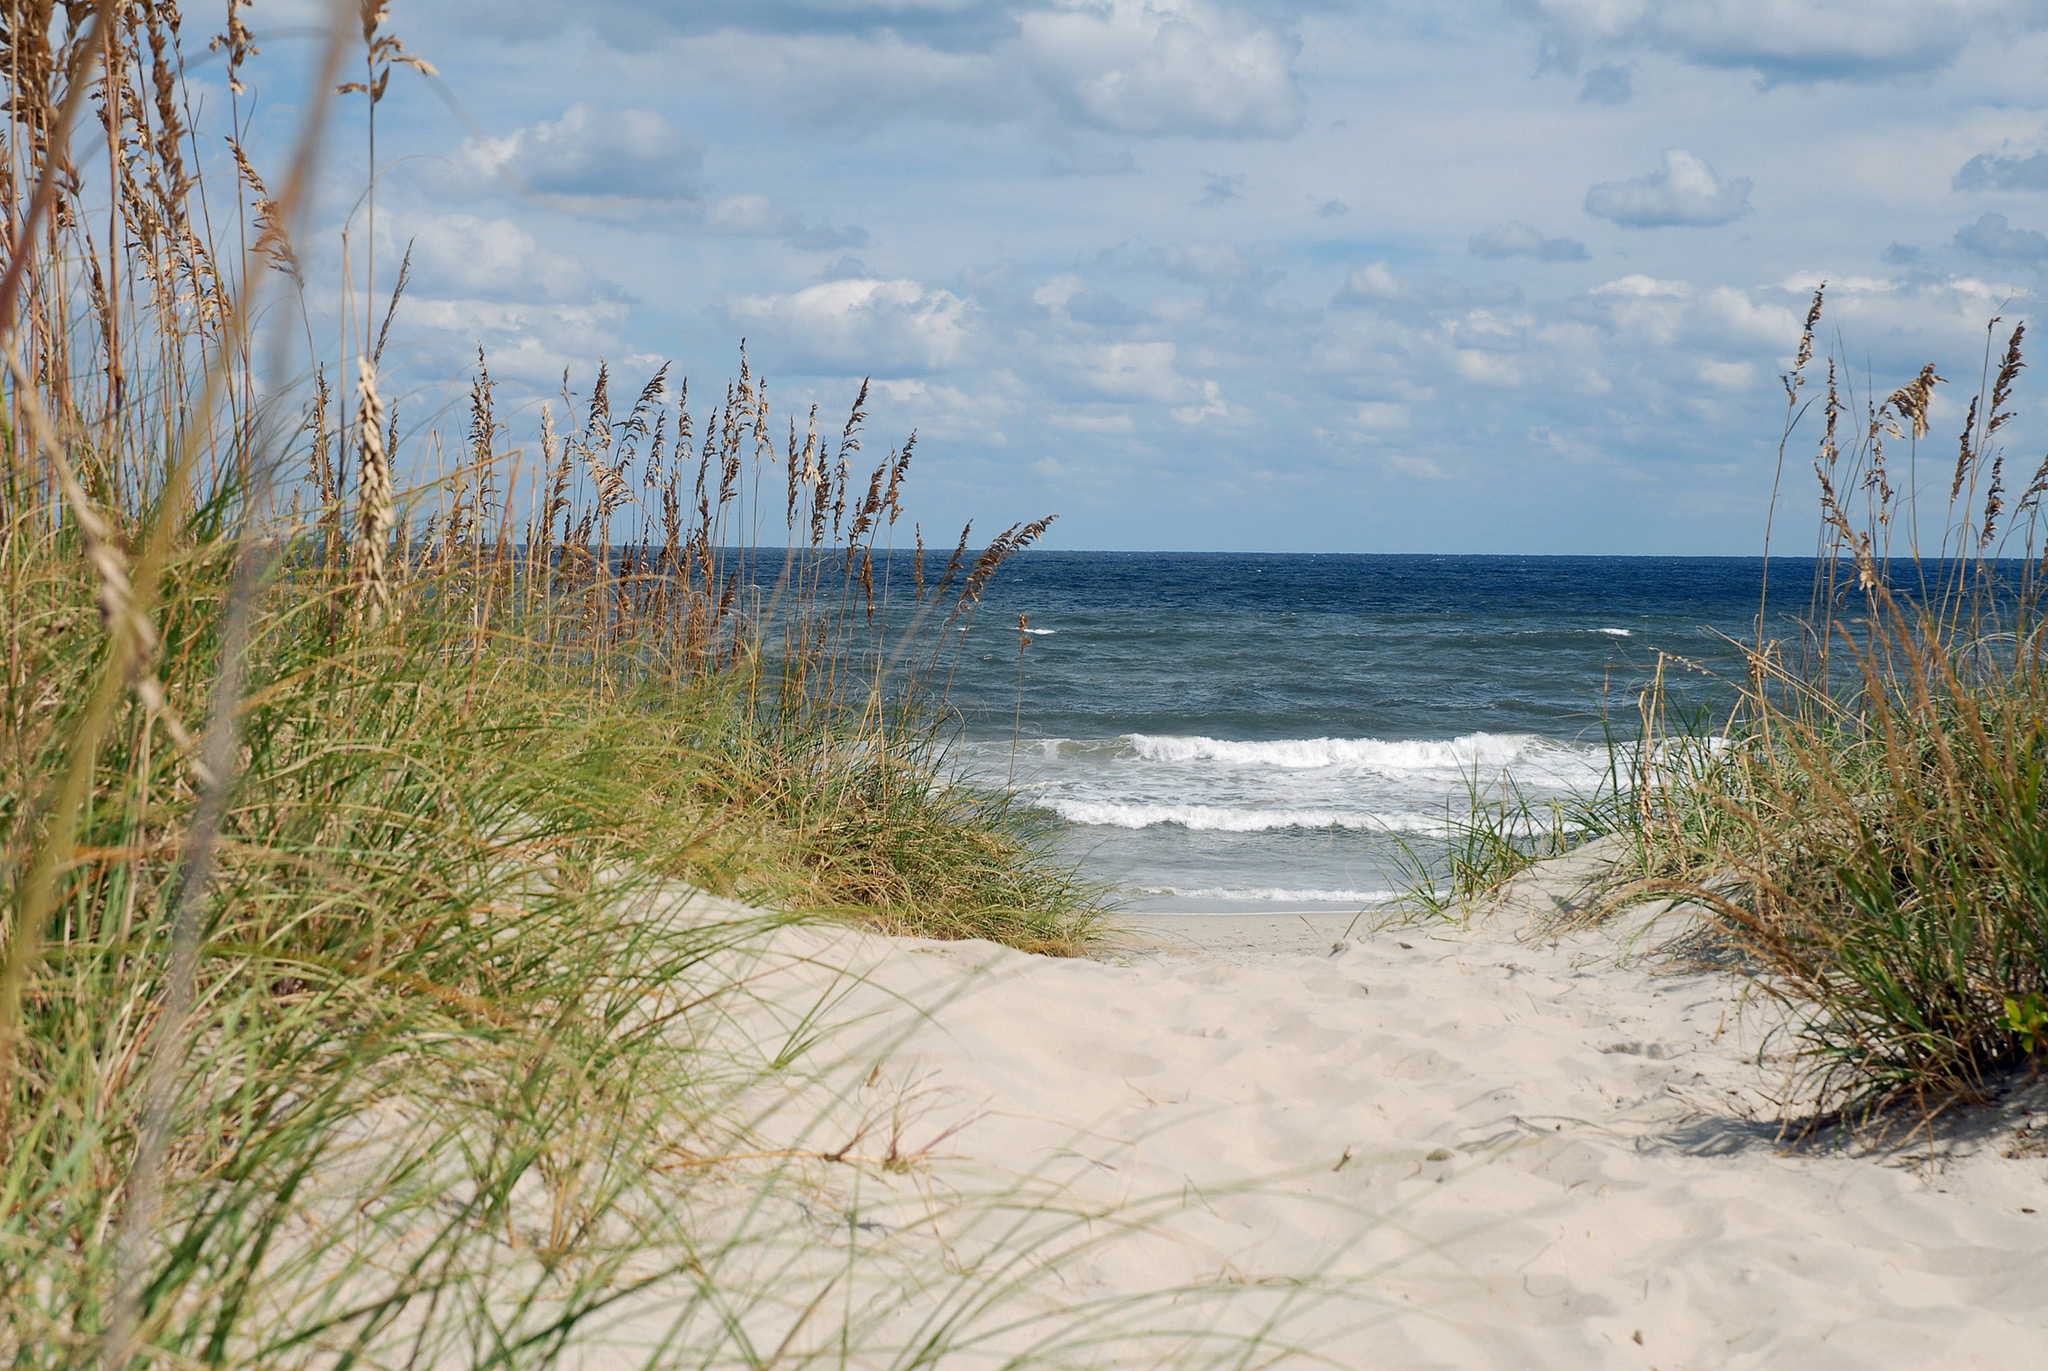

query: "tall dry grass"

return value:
[0, 3, 1119, 1363]
[1395, 289, 2048, 1126]
[1495, 291, 2048, 1127]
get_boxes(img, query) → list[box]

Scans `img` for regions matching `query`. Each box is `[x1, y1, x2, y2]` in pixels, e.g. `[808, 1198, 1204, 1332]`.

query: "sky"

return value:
[233, 0, 2048, 554]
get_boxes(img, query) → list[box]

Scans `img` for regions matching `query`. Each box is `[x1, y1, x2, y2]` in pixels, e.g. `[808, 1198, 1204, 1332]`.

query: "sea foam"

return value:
[1046, 800, 1443, 833]
[1122, 731, 1546, 772]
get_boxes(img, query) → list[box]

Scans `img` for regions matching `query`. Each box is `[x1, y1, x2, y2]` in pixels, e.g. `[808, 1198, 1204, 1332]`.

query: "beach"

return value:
[620, 851, 2048, 1368]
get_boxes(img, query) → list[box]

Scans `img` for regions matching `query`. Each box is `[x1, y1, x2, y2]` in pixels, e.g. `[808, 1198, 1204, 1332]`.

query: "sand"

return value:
[599, 848, 2048, 1367]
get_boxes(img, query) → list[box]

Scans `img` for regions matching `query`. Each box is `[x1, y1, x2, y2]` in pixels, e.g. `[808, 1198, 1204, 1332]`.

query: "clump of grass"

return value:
[1617, 291, 2048, 1122]
[1400, 289, 2048, 1126]
[1387, 765, 1628, 921]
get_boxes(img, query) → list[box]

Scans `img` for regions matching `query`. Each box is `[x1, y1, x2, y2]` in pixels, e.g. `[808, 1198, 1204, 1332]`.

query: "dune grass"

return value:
[1620, 295, 2048, 1122]
[1405, 290, 2048, 1124]
[0, 4, 1118, 1362]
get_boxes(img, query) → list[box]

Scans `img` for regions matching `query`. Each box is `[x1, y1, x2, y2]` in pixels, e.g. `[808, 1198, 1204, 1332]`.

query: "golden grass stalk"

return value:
[353, 357, 394, 625]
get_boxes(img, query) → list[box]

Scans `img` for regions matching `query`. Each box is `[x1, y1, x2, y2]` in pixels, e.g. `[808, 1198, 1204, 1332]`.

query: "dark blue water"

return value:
[936, 554, 1778, 911]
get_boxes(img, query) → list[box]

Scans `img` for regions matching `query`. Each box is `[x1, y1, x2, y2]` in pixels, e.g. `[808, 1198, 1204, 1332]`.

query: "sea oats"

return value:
[354, 358, 393, 625]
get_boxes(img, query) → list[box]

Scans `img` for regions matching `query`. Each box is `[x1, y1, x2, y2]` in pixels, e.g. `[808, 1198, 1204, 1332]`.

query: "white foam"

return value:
[1046, 800, 1443, 833]
[1122, 732, 1545, 773]
[1131, 885, 1396, 904]
[1023, 628, 1057, 636]
[1598, 628, 1632, 637]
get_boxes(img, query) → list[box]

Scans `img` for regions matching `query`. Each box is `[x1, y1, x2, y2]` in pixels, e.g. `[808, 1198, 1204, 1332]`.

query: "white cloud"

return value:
[465, 105, 703, 206]
[1382, 452, 1446, 479]
[1585, 150, 1752, 228]
[1517, 0, 2037, 81]
[1651, 0, 2015, 79]
[1591, 274, 1693, 297]
[1351, 401, 1410, 431]
[405, 215, 601, 302]
[401, 299, 633, 385]
[664, 2, 1303, 139]
[1452, 349, 1525, 387]
[1085, 340, 1182, 400]
[1338, 261, 1410, 304]
[1171, 378, 1235, 425]
[1020, 0, 1303, 138]
[1698, 359, 1756, 390]
[725, 278, 975, 371]
[1699, 286, 1802, 346]
[1047, 409, 1137, 432]
[1034, 274, 1088, 310]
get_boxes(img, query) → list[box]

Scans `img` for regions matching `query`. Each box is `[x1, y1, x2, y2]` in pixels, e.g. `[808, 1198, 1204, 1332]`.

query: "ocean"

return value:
[938, 554, 1779, 912]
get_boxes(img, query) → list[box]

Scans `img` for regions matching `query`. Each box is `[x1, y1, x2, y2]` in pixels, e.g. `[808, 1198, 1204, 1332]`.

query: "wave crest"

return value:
[1122, 731, 1552, 772]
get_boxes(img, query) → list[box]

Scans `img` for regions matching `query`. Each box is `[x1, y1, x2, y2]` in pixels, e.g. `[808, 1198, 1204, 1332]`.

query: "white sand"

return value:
[606, 849, 2048, 1367]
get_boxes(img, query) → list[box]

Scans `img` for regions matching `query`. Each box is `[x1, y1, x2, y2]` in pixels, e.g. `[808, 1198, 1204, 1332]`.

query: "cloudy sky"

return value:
[246, 0, 2048, 553]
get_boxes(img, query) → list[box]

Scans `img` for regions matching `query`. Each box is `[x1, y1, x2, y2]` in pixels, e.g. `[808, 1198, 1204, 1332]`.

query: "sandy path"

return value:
[609, 855, 2048, 1368]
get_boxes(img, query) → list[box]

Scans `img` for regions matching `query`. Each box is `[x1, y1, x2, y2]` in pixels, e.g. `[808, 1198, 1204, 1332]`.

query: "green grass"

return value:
[0, 504, 1108, 1363]
[0, 8, 1114, 1361]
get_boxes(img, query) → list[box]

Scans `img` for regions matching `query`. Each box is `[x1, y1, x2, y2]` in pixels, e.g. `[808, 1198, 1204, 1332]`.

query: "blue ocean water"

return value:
[940, 554, 1778, 911]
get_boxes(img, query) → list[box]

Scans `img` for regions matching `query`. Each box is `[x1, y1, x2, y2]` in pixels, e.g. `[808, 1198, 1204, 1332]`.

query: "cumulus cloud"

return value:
[1954, 211, 2048, 262]
[465, 105, 703, 205]
[724, 278, 975, 371]
[454, 109, 864, 246]
[1955, 150, 2048, 192]
[405, 215, 603, 302]
[1469, 221, 1590, 262]
[654, 3, 1304, 138]
[1584, 150, 1751, 228]
[1516, 0, 2035, 83]
[1020, 0, 1303, 138]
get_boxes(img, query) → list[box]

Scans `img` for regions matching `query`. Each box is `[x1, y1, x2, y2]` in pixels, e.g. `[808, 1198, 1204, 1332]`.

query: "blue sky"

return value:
[244, 0, 2048, 553]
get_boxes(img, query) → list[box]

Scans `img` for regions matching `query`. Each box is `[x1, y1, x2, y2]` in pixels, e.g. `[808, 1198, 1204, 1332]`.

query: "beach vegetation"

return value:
[1625, 289, 2048, 1122]
[0, 3, 1110, 1361]
[1411, 287, 2048, 1124]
